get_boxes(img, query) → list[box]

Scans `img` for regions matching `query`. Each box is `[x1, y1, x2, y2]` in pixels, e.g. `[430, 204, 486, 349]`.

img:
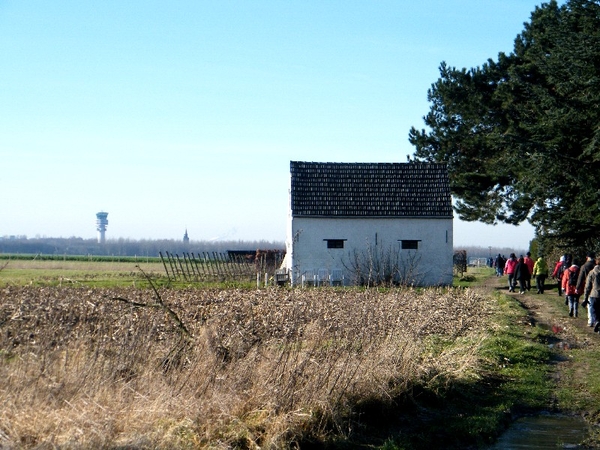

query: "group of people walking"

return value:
[494, 252, 545, 294]
[494, 251, 600, 332]
[551, 252, 600, 330]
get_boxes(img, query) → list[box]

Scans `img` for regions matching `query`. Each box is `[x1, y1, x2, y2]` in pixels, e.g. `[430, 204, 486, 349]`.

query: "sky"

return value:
[0, 1, 547, 249]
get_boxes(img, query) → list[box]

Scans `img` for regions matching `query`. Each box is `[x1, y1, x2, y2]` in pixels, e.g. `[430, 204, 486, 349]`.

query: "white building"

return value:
[285, 161, 454, 287]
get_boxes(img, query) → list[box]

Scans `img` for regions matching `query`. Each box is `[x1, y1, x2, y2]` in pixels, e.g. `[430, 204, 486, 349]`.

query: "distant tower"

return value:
[183, 229, 190, 245]
[96, 211, 109, 244]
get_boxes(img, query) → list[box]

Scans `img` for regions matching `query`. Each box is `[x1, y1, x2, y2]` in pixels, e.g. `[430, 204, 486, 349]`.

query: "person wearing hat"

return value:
[552, 255, 570, 296]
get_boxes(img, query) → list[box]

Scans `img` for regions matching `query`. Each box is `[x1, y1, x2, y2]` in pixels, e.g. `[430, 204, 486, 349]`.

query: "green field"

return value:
[0, 254, 260, 288]
[0, 258, 166, 287]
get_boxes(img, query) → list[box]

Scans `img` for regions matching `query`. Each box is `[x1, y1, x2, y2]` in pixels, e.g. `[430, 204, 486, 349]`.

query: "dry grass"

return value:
[0, 285, 496, 448]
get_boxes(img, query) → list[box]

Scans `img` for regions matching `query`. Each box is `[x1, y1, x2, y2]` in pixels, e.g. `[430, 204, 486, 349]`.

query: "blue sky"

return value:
[0, 1, 545, 249]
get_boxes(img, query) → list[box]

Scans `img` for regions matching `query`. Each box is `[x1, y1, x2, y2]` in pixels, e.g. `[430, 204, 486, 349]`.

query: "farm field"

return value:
[1, 262, 596, 448]
[0, 258, 166, 287]
[0, 253, 266, 288]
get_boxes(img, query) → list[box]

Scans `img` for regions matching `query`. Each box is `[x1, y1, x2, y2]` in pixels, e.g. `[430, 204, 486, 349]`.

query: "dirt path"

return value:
[485, 275, 597, 341]
[482, 274, 600, 400]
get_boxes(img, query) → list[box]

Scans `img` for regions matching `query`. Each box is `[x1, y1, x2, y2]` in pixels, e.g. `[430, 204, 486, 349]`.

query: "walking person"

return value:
[514, 256, 531, 294]
[583, 257, 600, 328]
[562, 261, 580, 317]
[495, 253, 505, 277]
[524, 252, 535, 291]
[576, 252, 595, 299]
[552, 254, 570, 296]
[532, 255, 549, 294]
[504, 253, 518, 292]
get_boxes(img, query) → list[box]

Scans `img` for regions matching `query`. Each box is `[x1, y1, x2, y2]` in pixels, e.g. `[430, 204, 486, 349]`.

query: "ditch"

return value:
[480, 271, 600, 449]
[489, 413, 590, 449]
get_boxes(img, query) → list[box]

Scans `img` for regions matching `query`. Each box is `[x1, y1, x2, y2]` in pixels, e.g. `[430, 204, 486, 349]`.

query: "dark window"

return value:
[325, 239, 345, 249]
[400, 240, 420, 250]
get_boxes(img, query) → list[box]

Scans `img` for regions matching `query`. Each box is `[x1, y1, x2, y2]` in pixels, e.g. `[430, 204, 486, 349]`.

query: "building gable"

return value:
[290, 161, 452, 218]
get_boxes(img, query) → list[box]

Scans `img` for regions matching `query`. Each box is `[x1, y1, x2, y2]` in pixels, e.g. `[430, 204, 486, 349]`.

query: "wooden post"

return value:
[212, 252, 223, 278]
[166, 251, 178, 280]
[189, 253, 200, 280]
[221, 252, 234, 279]
[230, 254, 241, 280]
[204, 252, 215, 277]
[175, 254, 188, 281]
[182, 253, 190, 280]
[159, 251, 171, 281]
[199, 253, 209, 277]
[216, 252, 227, 278]
[193, 252, 205, 277]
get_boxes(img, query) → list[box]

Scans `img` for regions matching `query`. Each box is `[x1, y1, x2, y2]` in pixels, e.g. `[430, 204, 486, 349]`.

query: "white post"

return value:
[264, 272, 268, 287]
[257, 272, 260, 289]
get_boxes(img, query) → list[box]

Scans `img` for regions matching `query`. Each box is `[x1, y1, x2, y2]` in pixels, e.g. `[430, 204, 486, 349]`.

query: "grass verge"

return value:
[378, 289, 555, 449]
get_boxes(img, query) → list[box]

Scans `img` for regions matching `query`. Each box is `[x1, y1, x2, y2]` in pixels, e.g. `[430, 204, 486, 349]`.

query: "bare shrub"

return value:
[343, 242, 424, 286]
[0, 285, 495, 448]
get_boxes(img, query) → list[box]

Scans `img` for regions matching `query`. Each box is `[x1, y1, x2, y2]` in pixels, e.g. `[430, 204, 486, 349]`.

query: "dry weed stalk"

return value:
[0, 285, 495, 448]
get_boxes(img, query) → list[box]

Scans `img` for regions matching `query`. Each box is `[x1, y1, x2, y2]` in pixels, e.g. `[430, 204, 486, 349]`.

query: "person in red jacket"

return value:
[562, 262, 581, 317]
[524, 252, 535, 291]
[504, 253, 518, 292]
[552, 255, 570, 296]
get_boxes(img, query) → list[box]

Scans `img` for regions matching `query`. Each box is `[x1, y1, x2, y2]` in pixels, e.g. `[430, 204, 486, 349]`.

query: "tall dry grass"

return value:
[0, 285, 496, 448]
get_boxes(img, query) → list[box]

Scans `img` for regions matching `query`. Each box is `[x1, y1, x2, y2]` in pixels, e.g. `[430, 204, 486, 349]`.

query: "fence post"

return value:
[189, 253, 201, 280]
[182, 253, 193, 280]
[166, 252, 178, 280]
[175, 254, 188, 282]
[203, 252, 214, 277]
[159, 251, 171, 281]
[218, 252, 233, 279]
[230, 254, 242, 280]
[197, 252, 207, 277]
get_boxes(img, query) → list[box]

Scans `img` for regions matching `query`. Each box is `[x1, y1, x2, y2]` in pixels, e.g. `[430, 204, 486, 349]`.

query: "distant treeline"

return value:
[0, 237, 285, 258]
[456, 245, 530, 260]
[0, 254, 161, 263]
[0, 237, 529, 261]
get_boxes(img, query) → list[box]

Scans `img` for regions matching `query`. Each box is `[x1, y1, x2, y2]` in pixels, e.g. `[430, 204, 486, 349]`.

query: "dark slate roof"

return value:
[290, 161, 453, 218]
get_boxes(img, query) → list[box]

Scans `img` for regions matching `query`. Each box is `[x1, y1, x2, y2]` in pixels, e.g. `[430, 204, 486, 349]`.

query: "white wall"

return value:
[286, 216, 453, 286]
